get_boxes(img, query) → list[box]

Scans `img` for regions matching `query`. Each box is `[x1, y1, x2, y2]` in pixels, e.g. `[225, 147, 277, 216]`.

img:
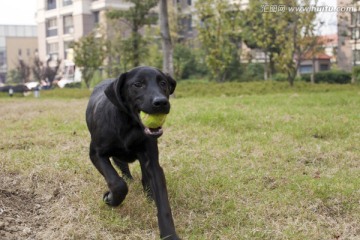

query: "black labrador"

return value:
[85, 66, 180, 239]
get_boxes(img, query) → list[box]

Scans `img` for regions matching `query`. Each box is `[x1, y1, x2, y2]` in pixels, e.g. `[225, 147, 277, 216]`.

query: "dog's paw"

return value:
[103, 189, 127, 207]
[161, 234, 181, 240]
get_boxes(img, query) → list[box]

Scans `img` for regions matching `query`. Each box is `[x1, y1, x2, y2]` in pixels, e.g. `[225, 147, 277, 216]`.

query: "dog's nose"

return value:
[152, 97, 169, 108]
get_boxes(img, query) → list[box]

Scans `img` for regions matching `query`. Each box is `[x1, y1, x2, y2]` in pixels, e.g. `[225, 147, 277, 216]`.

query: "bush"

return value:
[173, 44, 208, 80]
[301, 70, 351, 84]
[271, 73, 288, 82]
[244, 63, 264, 80]
[64, 82, 81, 88]
[352, 66, 360, 82]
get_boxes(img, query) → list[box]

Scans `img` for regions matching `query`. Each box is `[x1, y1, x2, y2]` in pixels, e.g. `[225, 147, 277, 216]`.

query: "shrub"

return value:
[64, 82, 81, 88]
[237, 63, 264, 82]
[352, 66, 360, 82]
[271, 73, 288, 82]
[301, 70, 351, 84]
[173, 45, 208, 80]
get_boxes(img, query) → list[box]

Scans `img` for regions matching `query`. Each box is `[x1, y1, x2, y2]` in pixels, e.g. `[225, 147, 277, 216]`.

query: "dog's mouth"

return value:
[143, 127, 163, 137]
[138, 111, 165, 137]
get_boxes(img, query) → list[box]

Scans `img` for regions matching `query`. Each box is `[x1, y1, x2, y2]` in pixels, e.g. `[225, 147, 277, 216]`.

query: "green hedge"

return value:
[302, 70, 351, 84]
[64, 82, 82, 88]
[352, 66, 360, 82]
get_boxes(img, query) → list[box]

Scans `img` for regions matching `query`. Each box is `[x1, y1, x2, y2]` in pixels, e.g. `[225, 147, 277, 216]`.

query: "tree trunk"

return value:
[159, 0, 174, 77]
[264, 51, 268, 80]
[132, 31, 140, 67]
[311, 56, 315, 84]
[269, 52, 275, 79]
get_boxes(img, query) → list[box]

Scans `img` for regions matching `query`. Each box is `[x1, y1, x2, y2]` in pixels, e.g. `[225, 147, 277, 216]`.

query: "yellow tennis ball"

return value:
[140, 111, 167, 128]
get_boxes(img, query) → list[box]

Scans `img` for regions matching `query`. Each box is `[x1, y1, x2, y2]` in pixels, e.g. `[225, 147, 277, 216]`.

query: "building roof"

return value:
[0, 25, 37, 37]
[301, 52, 332, 60]
[317, 34, 338, 47]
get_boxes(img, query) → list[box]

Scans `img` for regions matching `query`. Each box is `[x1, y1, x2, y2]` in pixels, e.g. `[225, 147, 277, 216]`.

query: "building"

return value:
[0, 25, 38, 83]
[337, 0, 359, 71]
[299, 52, 331, 74]
[36, 0, 132, 64]
[318, 34, 338, 64]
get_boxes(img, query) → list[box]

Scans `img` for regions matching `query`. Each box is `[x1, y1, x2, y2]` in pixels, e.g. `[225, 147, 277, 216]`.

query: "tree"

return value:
[159, 0, 174, 77]
[196, 0, 242, 82]
[32, 56, 61, 86]
[16, 58, 31, 83]
[242, 0, 319, 86]
[103, 19, 126, 77]
[273, 0, 318, 86]
[7, 69, 21, 83]
[241, 0, 282, 80]
[32, 57, 44, 82]
[73, 32, 105, 88]
[106, 0, 158, 68]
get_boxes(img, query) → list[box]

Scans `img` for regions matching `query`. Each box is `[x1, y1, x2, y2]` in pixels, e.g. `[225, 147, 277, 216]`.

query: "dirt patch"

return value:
[0, 173, 54, 240]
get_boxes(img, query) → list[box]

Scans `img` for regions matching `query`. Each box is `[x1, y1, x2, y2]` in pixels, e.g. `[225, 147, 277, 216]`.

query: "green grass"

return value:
[1, 82, 360, 239]
[1, 80, 358, 99]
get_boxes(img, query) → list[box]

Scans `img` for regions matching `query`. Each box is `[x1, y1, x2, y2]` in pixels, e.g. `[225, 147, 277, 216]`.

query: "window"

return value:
[353, 49, 360, 64]
[179, 15, 192, 34]
[351, 12, 360, 25]
[46, 18, 58, 37]
[63, 0, 73, 6]
[320, 64, 329, 71]
[351, 27, 360, 40]
[187, 15, 192, 31]
[299, 65, 313, 74]
[0, 48, 6, 67]
[93, 11, 100, 24]
[64, 41, 73, 59]
[18, 49, 22, 57]
[47, 0, 56, 10]
[47, 42, 59, 60]
[63, 15, 74, 34]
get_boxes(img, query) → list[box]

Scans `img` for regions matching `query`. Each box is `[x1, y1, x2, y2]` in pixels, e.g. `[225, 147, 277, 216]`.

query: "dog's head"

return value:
[105, 66, 176, 137]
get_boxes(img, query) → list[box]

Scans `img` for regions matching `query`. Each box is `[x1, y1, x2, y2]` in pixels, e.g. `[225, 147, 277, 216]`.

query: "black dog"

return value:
[85, 66, 180, 239]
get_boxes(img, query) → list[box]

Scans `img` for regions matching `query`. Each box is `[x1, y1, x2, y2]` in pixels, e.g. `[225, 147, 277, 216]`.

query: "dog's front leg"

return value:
[138, 139, 180, 240]
[90, 142, 128, 206]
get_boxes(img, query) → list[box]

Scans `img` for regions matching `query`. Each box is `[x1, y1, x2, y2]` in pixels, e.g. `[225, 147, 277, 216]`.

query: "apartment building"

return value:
[0, 25, 38, 83]
[36, 0, 132, 64]
[337, 0, 360, 71]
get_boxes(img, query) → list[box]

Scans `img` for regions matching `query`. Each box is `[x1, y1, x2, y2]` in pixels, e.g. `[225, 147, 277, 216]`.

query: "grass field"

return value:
[1, 82, 360, 239]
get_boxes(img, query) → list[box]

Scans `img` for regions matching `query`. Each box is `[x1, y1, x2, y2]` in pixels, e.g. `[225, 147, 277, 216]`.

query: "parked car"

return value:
[0, 84, 30, 95]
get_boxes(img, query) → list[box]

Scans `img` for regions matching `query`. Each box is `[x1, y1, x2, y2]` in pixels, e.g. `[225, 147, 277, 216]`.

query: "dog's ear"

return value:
[165, 74, 177, 95]
[104, 72, 128, 111]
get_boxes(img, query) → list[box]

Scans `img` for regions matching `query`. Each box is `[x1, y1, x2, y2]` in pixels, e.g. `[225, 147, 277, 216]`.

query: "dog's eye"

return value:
[133, 82, 144, 88]
[159, 80, 167, 88]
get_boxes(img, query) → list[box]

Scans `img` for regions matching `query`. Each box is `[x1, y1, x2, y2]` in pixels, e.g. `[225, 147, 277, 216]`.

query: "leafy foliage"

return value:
[32, 57, 61, 86]
[241, 0, 281, 79]
[272, 0, 318, 86]
[173, 44, 197, 79]
[352, 66, 360, 82]
[106, 0, 158, 68]
[73, 32, 105, 88]
[7, 69, 22, 83]
[196, 0, 242, 82]
[242, 0, 319, 85]
[15, 59, 31, 83]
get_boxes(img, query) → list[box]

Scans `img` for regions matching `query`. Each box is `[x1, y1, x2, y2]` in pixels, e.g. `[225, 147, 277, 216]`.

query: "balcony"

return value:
[46, 29, 58, 37]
